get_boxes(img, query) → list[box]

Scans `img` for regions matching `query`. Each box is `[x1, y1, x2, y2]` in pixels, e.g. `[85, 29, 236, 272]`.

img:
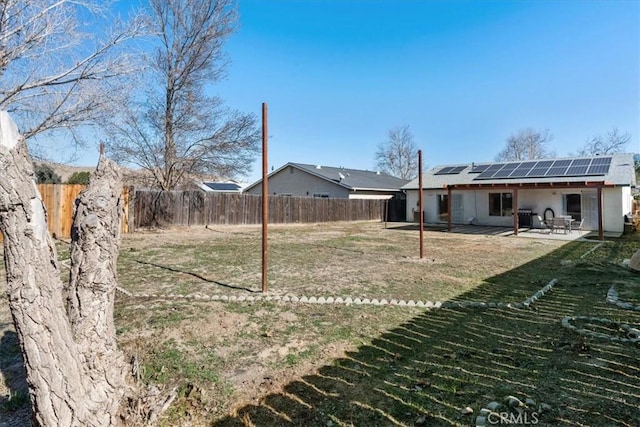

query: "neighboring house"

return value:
[402, 153, 637, 235]
[197, 181, 244, 193]
[245, 162, 409, 200]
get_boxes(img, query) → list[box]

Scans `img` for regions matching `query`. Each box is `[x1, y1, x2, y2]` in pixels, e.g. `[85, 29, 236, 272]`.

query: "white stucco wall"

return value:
[246, 167, 349, 198]
[405, 186, 629, 233]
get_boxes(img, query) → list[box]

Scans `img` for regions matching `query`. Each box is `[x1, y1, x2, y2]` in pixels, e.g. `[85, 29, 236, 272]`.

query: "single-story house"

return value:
[245, 162, 409, 200]
[402, 153, 637, 237]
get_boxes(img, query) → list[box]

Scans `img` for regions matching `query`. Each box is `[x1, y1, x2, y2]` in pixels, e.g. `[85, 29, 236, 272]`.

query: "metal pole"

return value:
[384, 198, 388, 229]
[447, 185, 452, 232]
[262, 103, 269, 293]
[597, 185, 604, 241]
[418, 150, 424, 259]
[513, 188, 519, 236]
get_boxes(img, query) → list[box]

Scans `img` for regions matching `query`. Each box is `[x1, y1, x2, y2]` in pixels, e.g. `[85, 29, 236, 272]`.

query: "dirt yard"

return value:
[1, 221, 639, 426]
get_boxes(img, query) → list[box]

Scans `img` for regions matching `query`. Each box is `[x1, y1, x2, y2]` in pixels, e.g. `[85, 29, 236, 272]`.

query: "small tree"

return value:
[105, 0, 260, 190]
[33, 163, 62, 184]
[576, 127, 631, 156]
[495, 128, 555, 161]
[375, 125, 419, 180]
[67, 171, 92, 185]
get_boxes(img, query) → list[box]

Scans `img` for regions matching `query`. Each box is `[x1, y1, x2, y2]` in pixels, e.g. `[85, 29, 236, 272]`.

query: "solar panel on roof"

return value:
[470, 164, 491, 173]
[586, 165, 610, 175]
[493, 169, 515, 178]
[508, 161, 536, 178]
[435, 166, 454, 175]
[552, 159, 572, 168]
[535, 160, 555, 168]
[435, 165, 467, 175]
[526, 160, 554, 177]
[566, 165, 589, 176]
[471, 156, 614, 181]
[591, 156, 612, 166]
[545, 166, 569, 176]
[492, 163, 518, 178]
[571, 158, 591, 167]
[474, 163, 506, 179]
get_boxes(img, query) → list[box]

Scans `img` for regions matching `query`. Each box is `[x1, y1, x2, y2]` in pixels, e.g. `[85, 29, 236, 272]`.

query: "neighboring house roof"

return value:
[199, 181, 244, 192]
[402, 153, 637, 190]
[245, 162, 409, 192]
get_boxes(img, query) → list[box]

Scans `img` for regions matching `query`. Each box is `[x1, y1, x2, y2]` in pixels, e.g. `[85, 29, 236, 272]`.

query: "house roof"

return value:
[245, 162, 409, 192]
[402, 153, 637, 190]
[201, 182, 243, 192]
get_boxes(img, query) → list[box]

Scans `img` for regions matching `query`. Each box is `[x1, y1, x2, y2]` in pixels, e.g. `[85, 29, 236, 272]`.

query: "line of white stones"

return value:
[561, 315, 640, 344]
[559, 284, 640, 344]
[606, 285, 640, 312]
[579, 241, 605, 259]
[115, 278, 559, 310]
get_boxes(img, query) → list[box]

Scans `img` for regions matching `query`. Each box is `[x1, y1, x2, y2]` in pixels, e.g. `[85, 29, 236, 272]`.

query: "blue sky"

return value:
[215, 0, 639, 183]
[77, 0, 640, 182]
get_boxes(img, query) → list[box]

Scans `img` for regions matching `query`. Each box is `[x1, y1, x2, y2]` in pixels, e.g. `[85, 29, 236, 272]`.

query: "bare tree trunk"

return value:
[66, 148, 129, 422]
[0, 111, 128, 426]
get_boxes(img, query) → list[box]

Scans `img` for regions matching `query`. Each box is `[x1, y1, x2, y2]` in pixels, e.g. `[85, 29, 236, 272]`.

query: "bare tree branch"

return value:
[0, 0, 147, 153]
[375, 124, 418, 180]
[576, 127, 631, 156]
[495, 128, 555, 161]
[105, 0, 259, 190]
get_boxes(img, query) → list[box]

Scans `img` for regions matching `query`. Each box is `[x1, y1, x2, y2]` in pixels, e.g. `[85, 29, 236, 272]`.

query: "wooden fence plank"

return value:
[133, 191, 387, 228]
[33, 184, 129, 239]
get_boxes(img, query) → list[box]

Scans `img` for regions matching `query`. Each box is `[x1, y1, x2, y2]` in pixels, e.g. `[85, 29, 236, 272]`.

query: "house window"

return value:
[313, 193, 329, 198]
[489, 192, 513, 217]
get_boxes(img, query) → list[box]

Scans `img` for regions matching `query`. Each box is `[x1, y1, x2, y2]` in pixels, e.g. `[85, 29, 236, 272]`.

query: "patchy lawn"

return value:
[1, 222, 639, 426]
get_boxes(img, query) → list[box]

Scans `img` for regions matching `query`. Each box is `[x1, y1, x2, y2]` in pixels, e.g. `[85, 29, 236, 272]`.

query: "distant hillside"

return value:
[35, 162, 95, 183]
[37, 161, 220, 189]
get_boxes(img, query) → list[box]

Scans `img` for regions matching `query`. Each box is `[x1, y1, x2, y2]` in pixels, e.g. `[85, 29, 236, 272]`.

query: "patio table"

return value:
[552, 216, 573, 234]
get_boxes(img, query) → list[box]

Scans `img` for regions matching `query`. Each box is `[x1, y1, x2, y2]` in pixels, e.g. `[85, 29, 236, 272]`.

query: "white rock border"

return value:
[561, 315, 640, 344]
[606, 285, 640, 312]
[114, 278, 559, 311]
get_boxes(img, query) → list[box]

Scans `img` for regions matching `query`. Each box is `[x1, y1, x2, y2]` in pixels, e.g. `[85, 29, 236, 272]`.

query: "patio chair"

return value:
[575, 218, 585, 232]
[537, 215, 553, 233]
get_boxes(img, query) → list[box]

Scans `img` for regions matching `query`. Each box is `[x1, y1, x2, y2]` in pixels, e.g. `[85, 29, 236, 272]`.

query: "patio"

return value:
[443, 224, 621, 241]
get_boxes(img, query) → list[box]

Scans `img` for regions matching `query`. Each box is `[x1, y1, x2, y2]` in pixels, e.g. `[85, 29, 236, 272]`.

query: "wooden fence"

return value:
[133, 191, 386, 228]
[37, 184, 131, 239]
[3, 186, 387, 239]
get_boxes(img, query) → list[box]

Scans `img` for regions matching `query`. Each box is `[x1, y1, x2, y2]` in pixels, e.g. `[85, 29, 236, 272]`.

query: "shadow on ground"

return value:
[0, 330, 30, 426]
[212, 239, 640, 426]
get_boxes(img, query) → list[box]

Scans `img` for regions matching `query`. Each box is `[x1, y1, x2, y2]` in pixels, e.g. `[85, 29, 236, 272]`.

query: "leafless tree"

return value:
[0, 0, 145, 157]
[0, 111, 128, 425]
[495, 128, 555, 162]
[105, 0, 260, 190]
[576, 127, 631, 156]
[375, 125, 419, 180]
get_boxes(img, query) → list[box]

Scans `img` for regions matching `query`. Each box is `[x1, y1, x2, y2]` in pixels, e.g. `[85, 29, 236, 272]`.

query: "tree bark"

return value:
[66, 146, 129, 422]
[0, 111, 127, 426]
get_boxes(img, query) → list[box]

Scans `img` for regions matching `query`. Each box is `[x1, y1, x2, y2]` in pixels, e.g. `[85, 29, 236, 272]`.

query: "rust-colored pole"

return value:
[597, 185, 604, 241]
[447, 185, 452, 232]
[261, 103, 269, 293]
[513, 188, 519, 236]
[418, 150, 424, 259]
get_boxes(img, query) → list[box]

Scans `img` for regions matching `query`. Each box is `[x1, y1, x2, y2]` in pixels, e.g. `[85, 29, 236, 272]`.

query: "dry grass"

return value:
[1, 222, 639, 427]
